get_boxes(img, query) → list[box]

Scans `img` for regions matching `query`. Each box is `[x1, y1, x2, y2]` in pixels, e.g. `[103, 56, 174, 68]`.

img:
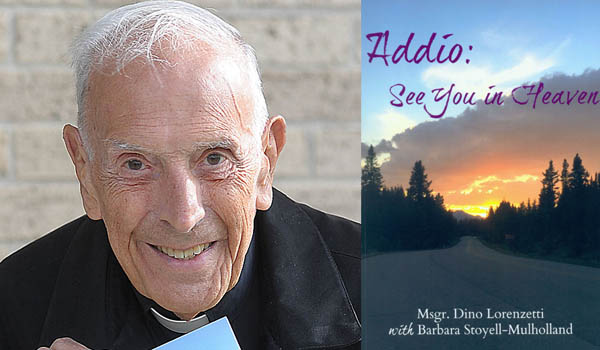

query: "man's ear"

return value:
[63, 124, 102, 220]
[256, 115, 286, 211]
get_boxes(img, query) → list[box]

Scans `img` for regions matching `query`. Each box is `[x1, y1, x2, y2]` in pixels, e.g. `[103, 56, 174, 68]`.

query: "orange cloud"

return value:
[457, 174, 538, 195]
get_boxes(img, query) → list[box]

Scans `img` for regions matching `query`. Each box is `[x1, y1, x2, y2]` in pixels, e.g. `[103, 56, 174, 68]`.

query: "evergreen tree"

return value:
[396, 185, 406, 200]
[539, 160, 559, 212]
[384, 186, 406, 201]
[569, 153, 589, 190]
[361, 145, 383, 253]
[487, 200, 518, 244]
[564, 153, 591, 255]
[537, 161, 558, 252]
[434, 193, 444, 207]
[361, 145, 383, 193]
[560, 159, 569, 194]
[407, 160, 432, 202]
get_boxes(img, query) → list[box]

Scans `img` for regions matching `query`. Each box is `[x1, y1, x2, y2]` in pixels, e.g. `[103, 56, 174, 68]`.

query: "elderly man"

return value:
[0, 1, 360, 349]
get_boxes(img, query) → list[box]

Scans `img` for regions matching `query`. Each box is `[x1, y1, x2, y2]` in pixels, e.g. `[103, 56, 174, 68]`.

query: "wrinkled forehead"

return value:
[85, 46, 257, 139]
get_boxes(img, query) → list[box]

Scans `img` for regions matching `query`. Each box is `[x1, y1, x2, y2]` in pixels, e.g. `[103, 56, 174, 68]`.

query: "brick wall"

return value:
[0, 0, 360, 261]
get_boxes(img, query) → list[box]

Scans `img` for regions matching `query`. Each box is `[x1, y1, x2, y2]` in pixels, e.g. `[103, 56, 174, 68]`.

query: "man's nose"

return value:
[160, 169, 205, 233]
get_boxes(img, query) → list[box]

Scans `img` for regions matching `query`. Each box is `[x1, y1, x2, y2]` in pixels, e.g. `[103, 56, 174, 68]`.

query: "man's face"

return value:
[73, 51, 274, 320]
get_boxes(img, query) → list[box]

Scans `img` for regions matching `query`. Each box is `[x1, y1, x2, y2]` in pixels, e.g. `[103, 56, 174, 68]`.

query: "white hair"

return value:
[71, 0, 268, 153]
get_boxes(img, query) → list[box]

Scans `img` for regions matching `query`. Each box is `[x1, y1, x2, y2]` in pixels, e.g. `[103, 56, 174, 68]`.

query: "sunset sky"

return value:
[362, 0, 600, 217]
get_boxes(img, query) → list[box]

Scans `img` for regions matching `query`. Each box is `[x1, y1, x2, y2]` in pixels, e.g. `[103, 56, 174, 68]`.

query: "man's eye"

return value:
[206, 153, 224, 166]
[126, 159, 144, 170]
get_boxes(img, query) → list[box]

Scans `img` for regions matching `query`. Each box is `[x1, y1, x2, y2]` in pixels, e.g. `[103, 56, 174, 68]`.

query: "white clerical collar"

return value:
[150, 307, 210, 334]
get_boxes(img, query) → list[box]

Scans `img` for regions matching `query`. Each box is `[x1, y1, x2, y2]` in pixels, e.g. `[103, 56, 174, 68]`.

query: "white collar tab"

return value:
[150, 307, 210, 334]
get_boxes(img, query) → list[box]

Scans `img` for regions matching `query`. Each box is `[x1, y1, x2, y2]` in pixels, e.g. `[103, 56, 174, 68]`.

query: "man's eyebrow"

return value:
[103, 139, 153, 153]
[102, 138, 238, 153]
[192, 139, 236, 150]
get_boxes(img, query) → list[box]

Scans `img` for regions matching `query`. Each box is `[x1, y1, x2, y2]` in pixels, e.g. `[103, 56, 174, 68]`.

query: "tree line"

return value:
[474, 154, 600, 260]
[362, 145, 456, 253]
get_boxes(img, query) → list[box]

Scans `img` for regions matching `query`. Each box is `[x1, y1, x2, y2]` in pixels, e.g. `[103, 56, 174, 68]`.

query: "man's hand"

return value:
[38, 337, 91, 350]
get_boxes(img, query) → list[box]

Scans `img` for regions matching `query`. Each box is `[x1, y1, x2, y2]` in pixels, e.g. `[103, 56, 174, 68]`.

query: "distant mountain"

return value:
[452, 210, 481, 222]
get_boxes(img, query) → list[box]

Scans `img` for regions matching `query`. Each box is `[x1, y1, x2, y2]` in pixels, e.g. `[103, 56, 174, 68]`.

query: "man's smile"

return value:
[139, 240, 225, 272]
[153, 242, 214, 260]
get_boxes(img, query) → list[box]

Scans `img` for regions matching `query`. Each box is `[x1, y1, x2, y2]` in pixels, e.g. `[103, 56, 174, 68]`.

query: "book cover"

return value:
[361, 1, 600, 349]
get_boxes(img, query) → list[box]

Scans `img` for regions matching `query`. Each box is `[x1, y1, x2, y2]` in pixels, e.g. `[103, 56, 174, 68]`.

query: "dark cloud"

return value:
[375, 139, 395, 154]
[361, 142, 370, 158]
[361, 139, 396, 158]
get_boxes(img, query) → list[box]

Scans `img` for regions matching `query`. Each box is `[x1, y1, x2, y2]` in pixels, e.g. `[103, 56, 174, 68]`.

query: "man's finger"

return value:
[48, 337, 91, 350]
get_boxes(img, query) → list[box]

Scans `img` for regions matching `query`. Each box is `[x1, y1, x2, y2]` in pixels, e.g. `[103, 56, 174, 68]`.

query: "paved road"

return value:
[363, 236, 600, 349]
